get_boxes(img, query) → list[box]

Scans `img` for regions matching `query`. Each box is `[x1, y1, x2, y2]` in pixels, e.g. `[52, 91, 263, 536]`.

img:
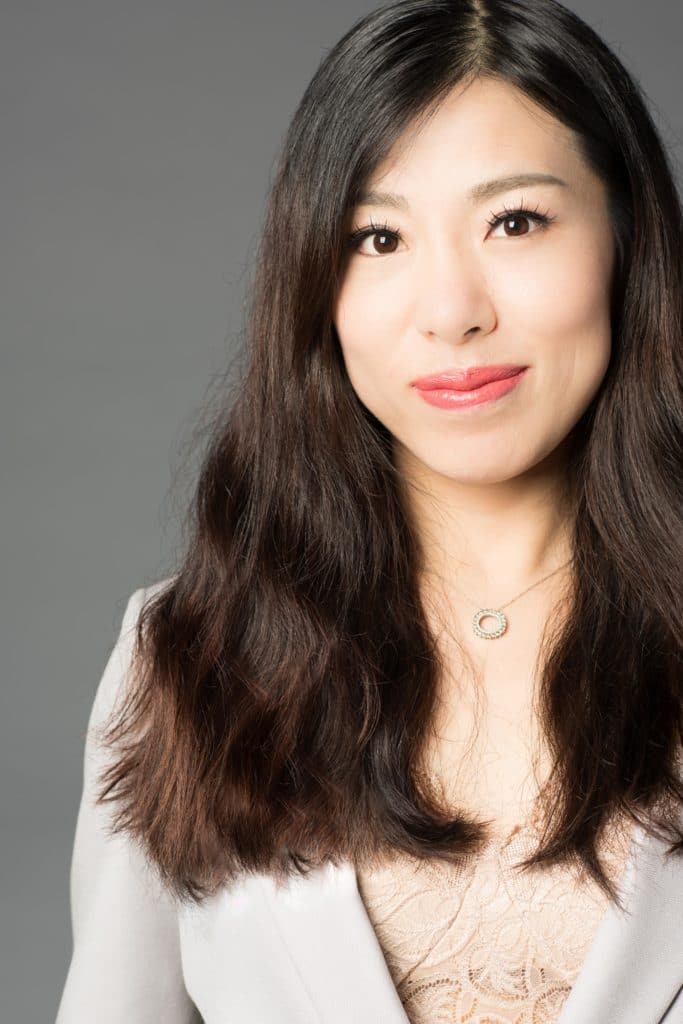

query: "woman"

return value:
[56, 0, 683, 1022]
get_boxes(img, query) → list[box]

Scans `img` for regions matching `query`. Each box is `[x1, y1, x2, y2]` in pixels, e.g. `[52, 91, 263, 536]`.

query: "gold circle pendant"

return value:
[472, 608, 508, 639]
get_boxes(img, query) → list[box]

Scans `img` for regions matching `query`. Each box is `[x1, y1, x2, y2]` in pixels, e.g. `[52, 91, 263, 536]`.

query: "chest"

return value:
[420, 591, 557, 836]
[425, 710, 549, 841]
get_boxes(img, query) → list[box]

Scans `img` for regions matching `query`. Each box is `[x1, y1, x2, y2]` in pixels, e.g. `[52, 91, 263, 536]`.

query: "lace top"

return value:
[356, 809, 636, 1024]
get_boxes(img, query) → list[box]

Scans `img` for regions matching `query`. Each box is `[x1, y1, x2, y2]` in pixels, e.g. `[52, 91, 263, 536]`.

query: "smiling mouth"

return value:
[412, 367, 529, 409]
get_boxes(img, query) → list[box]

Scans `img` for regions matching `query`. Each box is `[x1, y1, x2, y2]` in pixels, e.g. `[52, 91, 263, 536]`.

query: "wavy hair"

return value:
[99, 0, 683, 907]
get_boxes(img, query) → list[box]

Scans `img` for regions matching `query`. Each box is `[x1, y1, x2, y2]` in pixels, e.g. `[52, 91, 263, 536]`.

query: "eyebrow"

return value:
[355, 172, 569, 210]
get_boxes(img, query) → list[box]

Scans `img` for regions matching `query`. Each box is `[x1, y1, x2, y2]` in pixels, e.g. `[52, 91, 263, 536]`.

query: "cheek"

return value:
[503, 236, 613, 392]
[502, 227, 612, 328]
[334, 283, 407, 396]
[334, 271, 405, 343]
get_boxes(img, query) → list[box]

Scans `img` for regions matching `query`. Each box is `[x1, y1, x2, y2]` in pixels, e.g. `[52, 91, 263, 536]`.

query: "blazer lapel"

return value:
[261, 859, 410, 1023]
[556, 814, 683, 1024]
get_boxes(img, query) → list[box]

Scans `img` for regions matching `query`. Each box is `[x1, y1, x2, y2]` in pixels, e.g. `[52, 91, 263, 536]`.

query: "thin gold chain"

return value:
[497, 558, 573, 610]
[423, 557, 573, 610]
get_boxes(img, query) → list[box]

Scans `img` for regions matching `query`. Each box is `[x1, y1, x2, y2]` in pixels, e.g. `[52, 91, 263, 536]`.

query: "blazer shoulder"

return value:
[56, 574, 197, 1023]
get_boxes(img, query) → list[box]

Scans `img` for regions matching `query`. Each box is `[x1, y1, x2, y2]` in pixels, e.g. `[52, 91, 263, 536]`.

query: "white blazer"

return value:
[56, 583, 683, 1024]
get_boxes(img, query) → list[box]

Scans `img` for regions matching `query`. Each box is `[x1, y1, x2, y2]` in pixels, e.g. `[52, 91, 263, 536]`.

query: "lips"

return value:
[411, 364, 527, 392]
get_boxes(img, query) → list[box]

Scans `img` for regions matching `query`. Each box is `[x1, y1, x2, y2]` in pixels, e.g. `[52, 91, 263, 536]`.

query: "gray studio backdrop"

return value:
[2, 2, 681, 1021]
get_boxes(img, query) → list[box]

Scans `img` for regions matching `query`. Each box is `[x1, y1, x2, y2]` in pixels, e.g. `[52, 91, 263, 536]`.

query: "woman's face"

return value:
[332, 77, 615, 487]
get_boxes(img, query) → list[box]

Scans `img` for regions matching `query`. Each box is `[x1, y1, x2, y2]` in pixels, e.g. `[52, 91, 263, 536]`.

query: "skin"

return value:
[332, 76, 617, 827]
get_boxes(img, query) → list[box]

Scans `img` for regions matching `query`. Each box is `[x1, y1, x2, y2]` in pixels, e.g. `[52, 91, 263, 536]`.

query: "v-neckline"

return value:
[342, 814, 674, 1024]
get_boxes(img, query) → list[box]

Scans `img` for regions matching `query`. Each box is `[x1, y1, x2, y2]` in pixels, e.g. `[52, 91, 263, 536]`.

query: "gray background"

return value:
[2, 2, 681, 1021]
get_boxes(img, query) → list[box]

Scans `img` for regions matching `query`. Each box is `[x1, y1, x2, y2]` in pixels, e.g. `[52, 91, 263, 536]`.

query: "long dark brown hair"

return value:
[99, 0, 683, 908]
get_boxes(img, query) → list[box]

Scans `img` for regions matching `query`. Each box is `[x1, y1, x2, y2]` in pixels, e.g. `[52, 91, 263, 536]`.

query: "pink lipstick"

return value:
[411, 364, 528, 410]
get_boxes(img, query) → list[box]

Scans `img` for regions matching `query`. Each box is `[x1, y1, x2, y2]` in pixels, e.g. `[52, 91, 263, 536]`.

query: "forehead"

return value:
[360, 77, 585, 201]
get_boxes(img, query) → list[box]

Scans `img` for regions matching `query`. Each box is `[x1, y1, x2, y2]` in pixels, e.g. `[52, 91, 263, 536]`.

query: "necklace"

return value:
[424, 557, 573, 640]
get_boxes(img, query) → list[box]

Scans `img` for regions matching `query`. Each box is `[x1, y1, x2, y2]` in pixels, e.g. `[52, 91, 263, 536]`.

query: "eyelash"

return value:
[346, 201, 556, 253]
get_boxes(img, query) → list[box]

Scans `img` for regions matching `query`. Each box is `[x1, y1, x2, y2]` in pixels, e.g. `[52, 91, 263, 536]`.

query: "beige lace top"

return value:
[356, 809, 636, 1024]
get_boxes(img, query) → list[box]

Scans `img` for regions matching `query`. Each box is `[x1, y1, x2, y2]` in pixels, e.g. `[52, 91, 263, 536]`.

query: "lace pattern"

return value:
[356, 810, 635, 1024]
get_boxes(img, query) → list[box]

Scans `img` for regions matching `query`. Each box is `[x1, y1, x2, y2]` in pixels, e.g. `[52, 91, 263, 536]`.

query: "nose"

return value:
[412, 242, 496, 343]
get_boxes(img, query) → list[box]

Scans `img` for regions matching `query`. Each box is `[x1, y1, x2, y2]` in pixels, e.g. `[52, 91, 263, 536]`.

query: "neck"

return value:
[395, 438, 576, 600]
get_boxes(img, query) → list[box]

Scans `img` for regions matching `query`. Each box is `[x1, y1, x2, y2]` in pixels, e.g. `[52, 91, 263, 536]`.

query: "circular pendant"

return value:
[472, 608, 508, 639]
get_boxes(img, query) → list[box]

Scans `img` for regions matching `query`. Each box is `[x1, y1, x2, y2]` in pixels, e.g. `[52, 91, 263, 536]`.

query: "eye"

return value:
[346, 218, 402, 257]
[486, 201, 555, 238]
